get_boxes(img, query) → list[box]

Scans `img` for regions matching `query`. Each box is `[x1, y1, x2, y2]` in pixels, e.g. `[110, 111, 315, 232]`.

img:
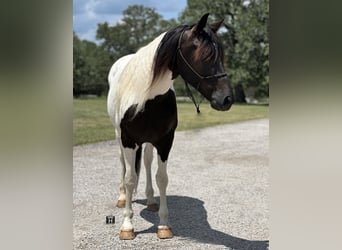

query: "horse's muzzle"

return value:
[210, 95, 233, 111]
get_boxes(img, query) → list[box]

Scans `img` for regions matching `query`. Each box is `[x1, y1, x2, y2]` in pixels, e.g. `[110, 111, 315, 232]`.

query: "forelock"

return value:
[193, 28, 222, 62]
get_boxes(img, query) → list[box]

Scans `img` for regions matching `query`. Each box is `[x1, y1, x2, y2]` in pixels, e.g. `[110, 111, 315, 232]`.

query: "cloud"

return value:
[147, 0, 186, 12]
[73, 13, 123, 41]
[93, 0, 132, 14]
[73, 0, 187, 42]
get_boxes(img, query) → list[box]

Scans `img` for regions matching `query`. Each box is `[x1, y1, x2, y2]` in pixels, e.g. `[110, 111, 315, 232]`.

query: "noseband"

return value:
[177, 29, 227, 113]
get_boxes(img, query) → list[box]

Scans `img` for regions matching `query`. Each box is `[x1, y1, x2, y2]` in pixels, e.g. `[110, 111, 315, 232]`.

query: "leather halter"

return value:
[177, 29, 227, 113]
[177, 29, 227, 81]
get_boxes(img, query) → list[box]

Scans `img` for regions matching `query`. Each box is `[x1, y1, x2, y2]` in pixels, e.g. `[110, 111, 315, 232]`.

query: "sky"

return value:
[73, 0, 187, 42]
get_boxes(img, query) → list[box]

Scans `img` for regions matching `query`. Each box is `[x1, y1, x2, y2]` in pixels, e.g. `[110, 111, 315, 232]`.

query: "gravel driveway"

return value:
[73, 119, 269, 250]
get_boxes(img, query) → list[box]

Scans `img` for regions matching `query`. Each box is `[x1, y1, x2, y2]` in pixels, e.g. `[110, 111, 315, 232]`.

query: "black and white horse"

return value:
[107, 13, 233, 240]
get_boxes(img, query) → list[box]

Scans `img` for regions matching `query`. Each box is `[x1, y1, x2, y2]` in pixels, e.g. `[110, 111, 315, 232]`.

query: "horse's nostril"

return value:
[223, 96, 232, 106]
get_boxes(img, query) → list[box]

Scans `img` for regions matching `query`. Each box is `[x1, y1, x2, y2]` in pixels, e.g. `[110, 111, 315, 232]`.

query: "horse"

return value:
[107, 13, 233, 240]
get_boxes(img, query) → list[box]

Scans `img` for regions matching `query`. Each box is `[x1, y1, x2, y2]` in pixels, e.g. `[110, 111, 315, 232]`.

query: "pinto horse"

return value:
[107, 13, 233, 240]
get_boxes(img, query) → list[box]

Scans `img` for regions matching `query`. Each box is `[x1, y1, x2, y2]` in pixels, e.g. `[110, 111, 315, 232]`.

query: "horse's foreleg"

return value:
[144, 143, 158, 211]
[155, 132, 175, 239]
[119, 146, 138, 240]
[116, 146, 126, 208]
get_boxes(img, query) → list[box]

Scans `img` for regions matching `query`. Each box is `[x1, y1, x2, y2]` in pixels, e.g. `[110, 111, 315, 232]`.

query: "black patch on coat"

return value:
[120, 89, 178, 162]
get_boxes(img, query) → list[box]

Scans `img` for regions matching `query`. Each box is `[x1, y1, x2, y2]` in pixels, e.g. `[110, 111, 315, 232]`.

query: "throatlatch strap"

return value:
[184, 80, 203, 114]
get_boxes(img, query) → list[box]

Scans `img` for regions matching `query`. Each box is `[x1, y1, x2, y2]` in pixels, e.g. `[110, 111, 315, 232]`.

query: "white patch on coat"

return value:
[144, 143, 157, 206]
[107, 32, 174, 128]
[120, 145, 138, 231]
[156, 155, 170, 227]
[107, 54, 134, 128]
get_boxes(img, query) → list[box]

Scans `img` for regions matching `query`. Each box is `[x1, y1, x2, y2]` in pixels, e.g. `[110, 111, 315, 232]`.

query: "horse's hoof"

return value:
[157, 227, 173, 239]
[119, 229, 135, 240]
[116, 200, 125, 208]
[147, 203, 159, 212]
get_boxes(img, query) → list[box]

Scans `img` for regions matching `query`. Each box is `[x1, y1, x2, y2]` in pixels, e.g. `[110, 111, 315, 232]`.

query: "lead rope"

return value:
[184, 80, 203, 114]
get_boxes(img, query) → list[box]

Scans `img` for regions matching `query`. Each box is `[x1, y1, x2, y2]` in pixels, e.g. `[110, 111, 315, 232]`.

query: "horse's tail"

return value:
[134, 145, 142, 193]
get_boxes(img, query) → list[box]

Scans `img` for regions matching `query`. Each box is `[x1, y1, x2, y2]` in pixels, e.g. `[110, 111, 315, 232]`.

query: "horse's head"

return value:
[176, 13, 233, 111]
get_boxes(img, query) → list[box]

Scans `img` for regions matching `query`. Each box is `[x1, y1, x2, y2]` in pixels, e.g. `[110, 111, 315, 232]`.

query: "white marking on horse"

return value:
[156, 155, 170, 228]
[120, 145, 138, 232]
[108, 32, 173, 125]
[144, 143, 157, 206]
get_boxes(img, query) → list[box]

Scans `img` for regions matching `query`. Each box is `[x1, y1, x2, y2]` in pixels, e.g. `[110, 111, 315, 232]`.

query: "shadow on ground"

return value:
[135, 196, 268, 250]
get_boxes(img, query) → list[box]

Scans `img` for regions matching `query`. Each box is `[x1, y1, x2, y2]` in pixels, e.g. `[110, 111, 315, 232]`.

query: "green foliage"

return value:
[73, 32, 86, 94]
[234, 0, 269, 98]
[73, 32, 110, 96]
[96, 5, 178, 62]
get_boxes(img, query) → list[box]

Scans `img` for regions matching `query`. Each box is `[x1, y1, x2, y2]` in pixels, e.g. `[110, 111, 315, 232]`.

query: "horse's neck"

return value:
[147, 70, 174, 100]
[111, 33, 174, 121]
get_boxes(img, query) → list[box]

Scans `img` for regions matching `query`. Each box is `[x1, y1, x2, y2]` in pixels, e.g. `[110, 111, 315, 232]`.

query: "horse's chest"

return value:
[120, 89, 178, 148]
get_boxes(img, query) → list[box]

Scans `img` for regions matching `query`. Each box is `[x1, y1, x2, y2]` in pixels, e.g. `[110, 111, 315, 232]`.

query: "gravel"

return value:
[73, 119, 269, 250]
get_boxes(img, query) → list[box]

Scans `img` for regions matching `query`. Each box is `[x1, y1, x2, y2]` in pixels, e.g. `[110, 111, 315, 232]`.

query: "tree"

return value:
[73, 32, 87, 96]
[97, 5, 177, 62]
[73, 32, 110, 96]
[233, 0, 269, 98]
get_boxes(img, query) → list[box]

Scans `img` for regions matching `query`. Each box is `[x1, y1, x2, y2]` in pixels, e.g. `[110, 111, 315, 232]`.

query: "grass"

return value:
[73, 97, 268, 145]
[73, 97, 115, 145]
[177, 102, 268, 131]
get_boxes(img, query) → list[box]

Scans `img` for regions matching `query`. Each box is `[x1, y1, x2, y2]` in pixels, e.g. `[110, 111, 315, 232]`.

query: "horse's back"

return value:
[108, 54, 134, 88]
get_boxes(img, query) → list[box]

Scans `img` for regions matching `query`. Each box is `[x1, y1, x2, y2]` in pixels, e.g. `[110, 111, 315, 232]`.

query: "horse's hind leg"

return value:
[144, 143, 158, 211]
[116, 146, 126, 208]
[119, 146, 138, 240]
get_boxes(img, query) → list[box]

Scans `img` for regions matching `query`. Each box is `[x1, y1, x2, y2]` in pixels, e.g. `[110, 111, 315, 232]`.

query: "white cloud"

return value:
[73, 0, 187, 42]
[74, 13, 122, 41]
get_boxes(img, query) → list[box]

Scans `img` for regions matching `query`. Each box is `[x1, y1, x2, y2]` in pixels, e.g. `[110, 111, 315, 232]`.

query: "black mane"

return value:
[152, 25, 189, 84]
[151, 24, 223, 85]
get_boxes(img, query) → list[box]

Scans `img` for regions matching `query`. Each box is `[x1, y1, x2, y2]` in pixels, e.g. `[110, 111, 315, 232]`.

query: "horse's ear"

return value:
[192, 13, 210, 34]
[210, 19, 224, 33]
